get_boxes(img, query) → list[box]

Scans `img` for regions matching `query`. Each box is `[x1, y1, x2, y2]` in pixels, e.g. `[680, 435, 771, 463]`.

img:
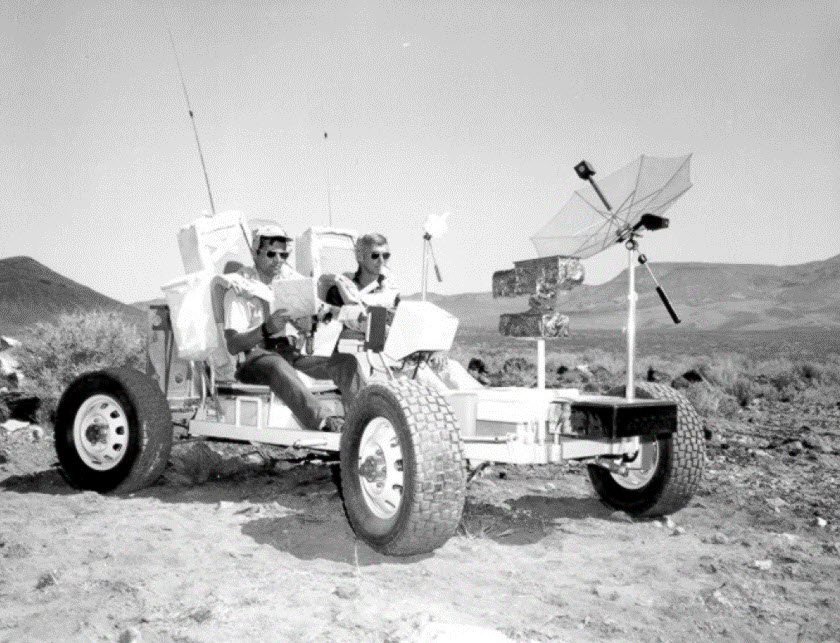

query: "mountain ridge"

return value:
[0, 256, 146, 336]
[412, 252, 840, 331]
[2, 253, 838, 337]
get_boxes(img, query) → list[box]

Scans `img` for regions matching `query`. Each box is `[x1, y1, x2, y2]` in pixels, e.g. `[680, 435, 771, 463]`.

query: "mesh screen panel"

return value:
[531, 155, 692, 259]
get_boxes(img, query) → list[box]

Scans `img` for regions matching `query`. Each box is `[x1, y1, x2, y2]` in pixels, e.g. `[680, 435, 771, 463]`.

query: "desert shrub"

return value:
[776, 384, 798, 403]
[683, 381, 725, 418]
[819, 356, 840, 385]
[15, 310, 146, 424]
[729, 375, 755, 407]
[502, 356, 530, 374]
[750, 357, 798, 389]
[580, 348, 624, 377]
[492, 356, 537, 387]
[717, 393, 740, 418]
[638, 356, 677, 382]
[697, 354, 745, 390]
[800, 383, 840, 405]
[752, 382, 779, 402]
[796, 361, 824, 384]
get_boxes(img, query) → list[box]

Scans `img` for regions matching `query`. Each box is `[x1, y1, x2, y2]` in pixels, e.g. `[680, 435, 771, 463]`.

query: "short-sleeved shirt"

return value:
[223, 289, 266, 335]
[223, 265, 300, 362]
[325, 271, 400, 308]
[325, 270, 400, 336]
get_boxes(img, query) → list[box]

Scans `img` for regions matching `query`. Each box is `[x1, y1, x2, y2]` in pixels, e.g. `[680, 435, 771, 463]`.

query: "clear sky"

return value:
[3, 0, 839, 304]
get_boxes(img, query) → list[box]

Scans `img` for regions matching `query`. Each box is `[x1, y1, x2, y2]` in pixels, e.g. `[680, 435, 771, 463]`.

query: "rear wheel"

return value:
[55, 368, 173, 494]
[587, 382, 705, 516]
[340, 380, 466, 556]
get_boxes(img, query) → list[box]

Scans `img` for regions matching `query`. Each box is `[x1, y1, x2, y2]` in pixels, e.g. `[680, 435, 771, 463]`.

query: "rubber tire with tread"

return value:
[55, 367, 173, 494]
[587, 382, 705, 516]
[340, 380, 467, 556]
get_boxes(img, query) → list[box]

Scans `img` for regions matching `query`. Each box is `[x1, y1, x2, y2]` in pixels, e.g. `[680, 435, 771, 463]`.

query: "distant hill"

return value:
[0, 256, 146, 337]
[415, 253, 840, 332]
[3, 253, 839, 339]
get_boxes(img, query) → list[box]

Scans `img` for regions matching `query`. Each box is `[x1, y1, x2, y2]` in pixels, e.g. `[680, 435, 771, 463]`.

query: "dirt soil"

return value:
[2, 399, 839, 643]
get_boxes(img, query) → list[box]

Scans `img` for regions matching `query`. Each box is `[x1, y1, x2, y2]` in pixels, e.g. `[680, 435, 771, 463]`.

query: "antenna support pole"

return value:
[323, 132, 333, 226]
[626, 238, 637, 401]
[421, 233, 430, 301]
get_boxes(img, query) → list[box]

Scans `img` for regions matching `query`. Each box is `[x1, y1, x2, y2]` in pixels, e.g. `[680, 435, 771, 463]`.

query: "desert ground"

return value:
[2, 392, 839, 643]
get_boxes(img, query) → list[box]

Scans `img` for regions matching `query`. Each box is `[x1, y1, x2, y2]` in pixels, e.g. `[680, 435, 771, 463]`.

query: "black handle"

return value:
[656, 286, 681, 324]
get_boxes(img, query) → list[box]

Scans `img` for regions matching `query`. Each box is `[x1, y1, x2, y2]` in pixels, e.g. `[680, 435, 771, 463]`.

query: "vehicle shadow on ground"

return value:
[458, 494, 615, 547]
[2, 444, 621, 563]
[0, 468, 75, 494]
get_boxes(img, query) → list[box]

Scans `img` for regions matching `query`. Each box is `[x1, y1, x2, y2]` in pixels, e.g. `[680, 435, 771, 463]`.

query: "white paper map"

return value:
[271, 277, 317, 318]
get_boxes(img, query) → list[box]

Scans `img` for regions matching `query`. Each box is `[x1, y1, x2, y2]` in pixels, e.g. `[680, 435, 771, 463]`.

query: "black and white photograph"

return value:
[2, 1, 839, 641]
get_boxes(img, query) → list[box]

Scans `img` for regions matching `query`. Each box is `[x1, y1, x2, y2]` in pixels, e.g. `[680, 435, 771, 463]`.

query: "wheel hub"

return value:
[357, 417, 404, 520]
[73, 394, 130, 471]
[611, 440, 659, 489]
[84, 419, 109, 445]
[359, 450, 387, 485]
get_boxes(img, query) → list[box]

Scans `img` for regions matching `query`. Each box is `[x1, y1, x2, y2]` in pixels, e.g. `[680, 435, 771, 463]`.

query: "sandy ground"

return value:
[2, 400, 840, 643]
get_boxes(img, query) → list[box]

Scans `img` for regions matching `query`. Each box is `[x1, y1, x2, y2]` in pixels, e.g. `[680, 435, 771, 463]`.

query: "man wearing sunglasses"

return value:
[223, 225, 364, 432]
[325, 233, 400, 314]
[325, 232, 482, 391]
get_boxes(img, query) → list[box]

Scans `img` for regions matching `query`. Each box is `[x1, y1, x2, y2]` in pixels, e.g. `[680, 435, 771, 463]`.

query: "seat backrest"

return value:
[207, 264, 247, 382]
[296, 227, 358, 294]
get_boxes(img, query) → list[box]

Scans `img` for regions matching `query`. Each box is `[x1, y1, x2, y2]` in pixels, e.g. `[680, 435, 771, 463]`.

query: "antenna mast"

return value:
[167, 26, 216, 215]
[323, 131, 333, 226]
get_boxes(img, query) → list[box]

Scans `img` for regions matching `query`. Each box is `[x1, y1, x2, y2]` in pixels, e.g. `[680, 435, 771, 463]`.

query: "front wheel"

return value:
[587, 382, 705, 516]
[340, 380, 466, 556]
[54, 368, 173, 494]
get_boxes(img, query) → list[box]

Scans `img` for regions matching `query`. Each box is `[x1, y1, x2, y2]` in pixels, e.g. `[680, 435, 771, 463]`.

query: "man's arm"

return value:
[223, 290, 288, 355]
[224, 325, 263, 356]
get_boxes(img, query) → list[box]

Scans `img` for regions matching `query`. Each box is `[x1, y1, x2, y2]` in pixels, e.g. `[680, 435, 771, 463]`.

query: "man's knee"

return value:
[338, 352, 358, 368]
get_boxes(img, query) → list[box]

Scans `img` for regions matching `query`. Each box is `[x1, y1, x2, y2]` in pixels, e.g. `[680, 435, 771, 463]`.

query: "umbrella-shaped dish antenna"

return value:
[492, 154, 693, 394]
[531, 155, 692, 259]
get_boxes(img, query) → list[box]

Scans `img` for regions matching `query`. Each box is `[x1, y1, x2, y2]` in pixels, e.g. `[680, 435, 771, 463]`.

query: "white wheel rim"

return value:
[612, 440, 660, 489]
[73, 394, 131, 471]
[357, 417, 404, 520]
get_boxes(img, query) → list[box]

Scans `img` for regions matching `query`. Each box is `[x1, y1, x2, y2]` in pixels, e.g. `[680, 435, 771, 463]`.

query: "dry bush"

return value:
[797, 361, 824, 383]
[818, 356, 840, 385]
[750, 357, 797, 388]
[682, 382, 724, 418]
[697, 354, 746, 390]
[456, 336, 840, 416]
[15, 310, 146, 424]
[729, 375, 755, 407]
[493, 356, 537, 387]
[580, 348, 624, 377]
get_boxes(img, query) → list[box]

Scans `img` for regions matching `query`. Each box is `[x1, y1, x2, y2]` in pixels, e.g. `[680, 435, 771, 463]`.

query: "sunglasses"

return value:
[265, 250, 289, 260]
[370, 252, 391, 261]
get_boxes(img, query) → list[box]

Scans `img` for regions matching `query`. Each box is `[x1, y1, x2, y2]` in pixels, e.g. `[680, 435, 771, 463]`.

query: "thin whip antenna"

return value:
[322, 132, 333, 226]
[166, 25, 216, 215]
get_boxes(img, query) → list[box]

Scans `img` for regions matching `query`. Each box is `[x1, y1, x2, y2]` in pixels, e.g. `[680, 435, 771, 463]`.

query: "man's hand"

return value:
[337, 304, 366, 323]
[315, 301, 341, 321]
[264, 308, 289, 335]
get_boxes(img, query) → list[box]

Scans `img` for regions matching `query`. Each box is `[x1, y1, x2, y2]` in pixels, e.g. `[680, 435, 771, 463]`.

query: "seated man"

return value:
[325, 233, 482, 391]
[325, 232, 399, 320]
[223, 224, 365, 431]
